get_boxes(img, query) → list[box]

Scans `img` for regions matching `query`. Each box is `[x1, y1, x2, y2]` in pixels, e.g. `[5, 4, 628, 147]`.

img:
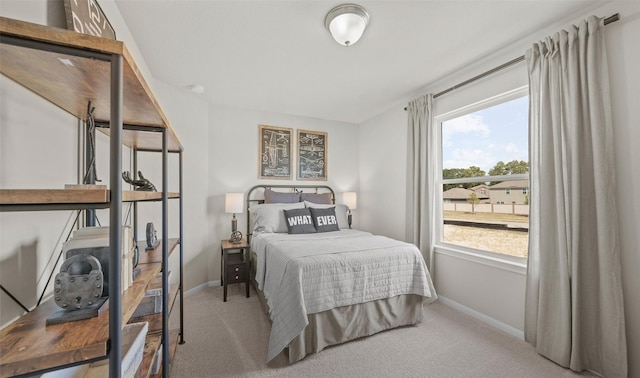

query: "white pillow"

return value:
[304, 201, 349, 229]
[250, 202, 305, 233]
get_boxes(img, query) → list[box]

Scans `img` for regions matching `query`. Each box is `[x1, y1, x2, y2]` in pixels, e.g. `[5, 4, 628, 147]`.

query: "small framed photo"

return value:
[297, 129, 327, 181]
[258, 125, 292, 180]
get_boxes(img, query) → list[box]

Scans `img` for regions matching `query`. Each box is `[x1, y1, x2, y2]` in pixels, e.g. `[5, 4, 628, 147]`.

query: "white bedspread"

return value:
[251, 230, 437, 361]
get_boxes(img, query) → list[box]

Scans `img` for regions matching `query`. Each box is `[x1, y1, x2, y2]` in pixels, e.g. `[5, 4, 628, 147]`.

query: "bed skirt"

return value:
[251, 258, 424, 363]
[287, 293, 423, 363]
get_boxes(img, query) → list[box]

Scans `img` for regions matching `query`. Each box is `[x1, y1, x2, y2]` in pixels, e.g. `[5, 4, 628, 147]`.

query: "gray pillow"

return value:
[264, 188, 301, 204]
[250, 202, 305, 233]
[309, 207, 340, 233]
[300, 192, 332, 204]
[304, 201, 349, 229]
[283, 208, 317, 234]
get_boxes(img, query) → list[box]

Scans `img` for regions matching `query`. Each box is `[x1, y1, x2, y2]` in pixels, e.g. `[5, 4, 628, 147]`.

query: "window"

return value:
[437, 88, 529, 260]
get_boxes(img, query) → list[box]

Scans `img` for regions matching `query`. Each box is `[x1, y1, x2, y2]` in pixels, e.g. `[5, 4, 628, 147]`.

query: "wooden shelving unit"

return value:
[0, 260, 161, 376]
[0, 16, 185, 378]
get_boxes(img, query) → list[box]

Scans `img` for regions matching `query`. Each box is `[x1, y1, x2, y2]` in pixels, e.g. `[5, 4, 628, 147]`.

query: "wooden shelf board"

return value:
[150, 329, 179, 378]
[137, 238, 179, 265]
[0, 189, 108, 205]
[0, 16, 182, 152]
[135, 333, 161, 378]
[0, 262, 160, 377]
[0, 190, 179, 207]
[122, 191, 180, 202]
[122, 263, 163, 323]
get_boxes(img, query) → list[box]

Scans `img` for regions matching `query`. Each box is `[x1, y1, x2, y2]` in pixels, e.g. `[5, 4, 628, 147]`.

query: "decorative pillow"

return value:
[283, 208, 317, 234]
[300, 192, 332, 204]
[264, 188, 301, 204]
[250, 202, 305, 233]
[309, 207, 340, 233]
[304, 201, 349, 229]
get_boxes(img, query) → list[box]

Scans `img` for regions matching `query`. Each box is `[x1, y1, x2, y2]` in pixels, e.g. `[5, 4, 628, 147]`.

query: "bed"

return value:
[246, 184, 437, 363]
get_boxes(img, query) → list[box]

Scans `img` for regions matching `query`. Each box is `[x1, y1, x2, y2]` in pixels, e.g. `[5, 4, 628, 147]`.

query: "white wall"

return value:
[207, 104, 359, 284]
[358, 107, 407, 241]
[359, 2, 640, 376]
[150, 80, 209, 292]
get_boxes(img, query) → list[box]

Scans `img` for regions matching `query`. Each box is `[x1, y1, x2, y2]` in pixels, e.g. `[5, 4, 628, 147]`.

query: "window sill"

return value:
[433, 244, 527, 275]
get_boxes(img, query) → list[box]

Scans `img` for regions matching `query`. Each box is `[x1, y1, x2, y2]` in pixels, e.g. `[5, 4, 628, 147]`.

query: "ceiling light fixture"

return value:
[324, 3, 370, 47]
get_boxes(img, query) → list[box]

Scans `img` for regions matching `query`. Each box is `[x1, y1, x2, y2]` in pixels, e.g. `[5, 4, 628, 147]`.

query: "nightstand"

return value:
[221, 238, 250, 302]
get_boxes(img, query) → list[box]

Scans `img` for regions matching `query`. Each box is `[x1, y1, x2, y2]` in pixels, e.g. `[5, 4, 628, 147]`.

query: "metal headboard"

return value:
[245, 184, 335, 242]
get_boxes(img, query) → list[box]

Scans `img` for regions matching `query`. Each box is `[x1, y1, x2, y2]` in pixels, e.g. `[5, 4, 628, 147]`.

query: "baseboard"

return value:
[185, 280, 220, 296]
[437, 296, 525, 340]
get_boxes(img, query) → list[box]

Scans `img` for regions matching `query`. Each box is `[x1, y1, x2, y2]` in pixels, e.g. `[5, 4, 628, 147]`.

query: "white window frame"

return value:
[434, 86, 528, 273]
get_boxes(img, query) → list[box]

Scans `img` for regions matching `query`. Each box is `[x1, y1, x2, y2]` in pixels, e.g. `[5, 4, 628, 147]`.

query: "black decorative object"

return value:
[122, 170, 157, 191]
[132, 242, 141, 280]
[146, 222, 160, 250]
[132, 242, 139, 267]
[230, 230, 243, 244]
[47, 253, 108, 325]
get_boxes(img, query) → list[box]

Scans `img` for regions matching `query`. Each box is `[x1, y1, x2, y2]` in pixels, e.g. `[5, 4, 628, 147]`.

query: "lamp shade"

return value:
[343, 192, 357, 210]
[325, 4, 370, 46]
[225, 193, 244, 214]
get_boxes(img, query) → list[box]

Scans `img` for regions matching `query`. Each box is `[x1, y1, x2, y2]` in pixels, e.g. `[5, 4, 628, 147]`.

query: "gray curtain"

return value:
[525, 15, 627, 377]
[406, 94, 435, 269]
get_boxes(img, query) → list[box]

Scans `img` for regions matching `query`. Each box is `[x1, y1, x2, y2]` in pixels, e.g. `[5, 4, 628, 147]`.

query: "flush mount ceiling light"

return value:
[324, 3, 370, 47]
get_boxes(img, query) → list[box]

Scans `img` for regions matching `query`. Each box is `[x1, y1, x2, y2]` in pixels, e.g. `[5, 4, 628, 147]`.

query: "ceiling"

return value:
[114, 0, 602, 124]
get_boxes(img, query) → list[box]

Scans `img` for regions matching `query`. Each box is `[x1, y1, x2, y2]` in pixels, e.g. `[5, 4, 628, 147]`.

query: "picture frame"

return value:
[63, 0, 116, 40]
[258, 125, 292, 180]
[297, 129, 328, 181]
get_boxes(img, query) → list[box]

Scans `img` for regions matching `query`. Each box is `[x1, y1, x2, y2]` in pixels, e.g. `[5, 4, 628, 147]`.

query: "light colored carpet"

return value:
[170, 285, 594, 377]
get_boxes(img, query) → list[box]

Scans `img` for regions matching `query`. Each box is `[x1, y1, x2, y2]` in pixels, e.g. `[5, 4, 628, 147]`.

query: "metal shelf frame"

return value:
[0, 27, 184, 378]
[130, 134, 186, 377]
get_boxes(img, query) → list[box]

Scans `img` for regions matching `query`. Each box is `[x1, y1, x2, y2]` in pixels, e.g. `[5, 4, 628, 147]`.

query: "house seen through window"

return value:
[437, 90, 529, 259]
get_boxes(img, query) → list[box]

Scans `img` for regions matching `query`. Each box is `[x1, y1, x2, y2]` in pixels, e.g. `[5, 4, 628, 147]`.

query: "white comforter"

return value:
[251, 229, 437, 361]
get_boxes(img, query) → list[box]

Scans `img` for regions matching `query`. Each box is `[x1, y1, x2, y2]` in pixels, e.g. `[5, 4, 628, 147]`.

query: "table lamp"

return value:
[343, 192, 357, 228]
[225, 192, 244, 243]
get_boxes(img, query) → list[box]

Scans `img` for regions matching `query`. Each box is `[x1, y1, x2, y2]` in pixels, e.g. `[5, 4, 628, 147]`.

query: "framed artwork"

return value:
[63, 0, 116, 40]
[258, 125, 292, 179]
[297, 129, 327, 180]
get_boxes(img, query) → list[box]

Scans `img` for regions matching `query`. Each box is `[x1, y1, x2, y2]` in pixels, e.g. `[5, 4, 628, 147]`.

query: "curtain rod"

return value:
[404, 12, 620, 110]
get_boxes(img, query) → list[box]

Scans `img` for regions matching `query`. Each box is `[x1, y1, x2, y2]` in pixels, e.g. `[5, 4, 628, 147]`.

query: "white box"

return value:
[83, 322, 149, 378]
